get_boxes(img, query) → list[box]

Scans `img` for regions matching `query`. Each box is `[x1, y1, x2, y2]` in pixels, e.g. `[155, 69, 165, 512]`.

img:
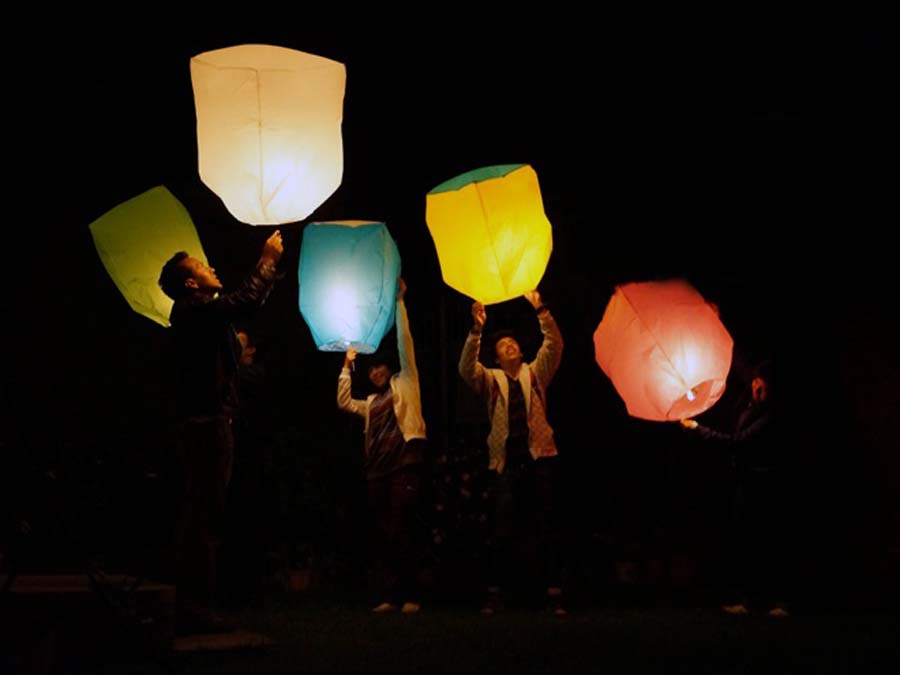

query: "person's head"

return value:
[366, 353, 394, 391]
[489, 329, 523, 371]
[158, 251, 222, 300]
[751, 360, 775, 403]
[236, 330, 256, 366]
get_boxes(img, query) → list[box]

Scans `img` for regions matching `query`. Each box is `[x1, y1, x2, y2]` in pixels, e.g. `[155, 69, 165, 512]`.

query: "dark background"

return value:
[3, 13, 899, 606]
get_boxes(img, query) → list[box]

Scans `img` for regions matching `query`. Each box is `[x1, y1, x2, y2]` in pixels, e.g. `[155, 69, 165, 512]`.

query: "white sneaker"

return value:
[401, 602, 421, 613]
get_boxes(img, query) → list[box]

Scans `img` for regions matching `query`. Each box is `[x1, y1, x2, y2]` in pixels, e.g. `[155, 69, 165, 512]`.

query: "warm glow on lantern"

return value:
[298, 221, 401, 353]
[191, 44, 346, 225]
[89, 186, 208, 327]
[425, 164, 553, 304]
[593, 279, 734, 421]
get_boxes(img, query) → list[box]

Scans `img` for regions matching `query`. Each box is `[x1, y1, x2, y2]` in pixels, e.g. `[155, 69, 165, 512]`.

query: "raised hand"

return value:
[471, 301, 486, 333]
[344, 347, 357, 370]
[261, 230, 284, 265]
[523, 289, 542, 309]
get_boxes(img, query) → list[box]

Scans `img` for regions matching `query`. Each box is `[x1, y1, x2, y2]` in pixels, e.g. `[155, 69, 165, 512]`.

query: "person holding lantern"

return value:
[681, 360, 791, 618]
[337, 277, 427, 614]
[158, 230, 283, 635]
[458, 289, 567, 616]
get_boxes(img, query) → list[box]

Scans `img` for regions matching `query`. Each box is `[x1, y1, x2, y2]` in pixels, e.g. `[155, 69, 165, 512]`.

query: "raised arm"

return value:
[458, 300, 491, 395]
[524, 290, 563, 387]
[395, 278, 418, 384]
[195, 231, 283, 324]
[337, 348, 368, 418]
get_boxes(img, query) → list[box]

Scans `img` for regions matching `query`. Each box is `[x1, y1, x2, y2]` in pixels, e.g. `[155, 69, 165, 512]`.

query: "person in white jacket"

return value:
[458, 289, 566, 616]
[338, 277, 427, 613]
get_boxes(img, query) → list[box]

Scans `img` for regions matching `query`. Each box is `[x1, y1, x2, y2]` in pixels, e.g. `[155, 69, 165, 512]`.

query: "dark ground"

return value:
[20, 589, 900, 675]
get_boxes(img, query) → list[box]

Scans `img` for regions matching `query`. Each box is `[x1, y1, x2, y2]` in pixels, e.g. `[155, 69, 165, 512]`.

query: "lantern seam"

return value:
[363, 226, 390, 351]
[255, 68, 266, 223]
[619, 284, 692, 417]
[473, 180, 507, 302]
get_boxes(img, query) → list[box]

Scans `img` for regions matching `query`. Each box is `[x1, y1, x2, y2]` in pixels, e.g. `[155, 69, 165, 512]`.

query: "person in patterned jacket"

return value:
[338, 277, 427, 614]
[458, 289, 567, 616]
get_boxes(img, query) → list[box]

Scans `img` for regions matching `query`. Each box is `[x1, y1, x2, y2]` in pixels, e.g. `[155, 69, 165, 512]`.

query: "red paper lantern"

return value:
[593, 279, 733, 421]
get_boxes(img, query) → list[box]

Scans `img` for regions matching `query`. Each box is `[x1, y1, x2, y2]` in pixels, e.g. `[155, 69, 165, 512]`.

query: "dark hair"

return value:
[158, 251, 192, 300]
[366, 349, 397, 373]
[487, 329, 518, 361]
[753, 359, 776, 389]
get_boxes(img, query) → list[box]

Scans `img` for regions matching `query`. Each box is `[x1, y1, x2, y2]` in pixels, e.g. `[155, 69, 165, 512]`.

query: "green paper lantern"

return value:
[89, 186, 208, 327]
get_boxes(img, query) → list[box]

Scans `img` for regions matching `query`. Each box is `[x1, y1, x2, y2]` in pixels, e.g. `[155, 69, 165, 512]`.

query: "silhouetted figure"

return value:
[682, 360, 790, 617]
[221, 329, 275, 608]
[158, 231, 282, 635]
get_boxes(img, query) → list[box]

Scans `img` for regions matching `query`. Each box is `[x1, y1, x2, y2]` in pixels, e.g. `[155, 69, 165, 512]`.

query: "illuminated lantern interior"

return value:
[191, 44, 346, 225]
[298, 221, 401, 353]
[425, 164, 553, 304]
[89, 186, 208, 327]
[593, 279, 734, 421]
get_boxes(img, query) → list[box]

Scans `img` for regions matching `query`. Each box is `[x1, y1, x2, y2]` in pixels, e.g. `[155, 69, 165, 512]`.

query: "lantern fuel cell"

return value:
[593, 279, 734, 421]
[298, 221, 401, 353]
[191, 44, 346, 225]
[425, 164, 553, 304]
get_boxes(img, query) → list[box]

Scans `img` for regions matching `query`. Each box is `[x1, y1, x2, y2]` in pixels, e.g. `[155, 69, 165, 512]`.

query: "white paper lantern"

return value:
[191, 44, 346, 225]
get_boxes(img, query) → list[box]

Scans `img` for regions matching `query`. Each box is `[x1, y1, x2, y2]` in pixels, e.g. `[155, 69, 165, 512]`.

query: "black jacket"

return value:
[169, 261, 277, 419]
[696, 400, 784, 475]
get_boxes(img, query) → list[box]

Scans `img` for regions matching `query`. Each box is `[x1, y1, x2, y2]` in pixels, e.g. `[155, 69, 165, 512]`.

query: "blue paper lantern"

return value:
[298, 220, 401, 353]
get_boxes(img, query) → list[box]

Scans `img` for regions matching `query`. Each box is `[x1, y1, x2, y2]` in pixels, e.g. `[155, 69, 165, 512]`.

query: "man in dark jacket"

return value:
[682, 360, 790, 617]
[159, 230, 282, 634]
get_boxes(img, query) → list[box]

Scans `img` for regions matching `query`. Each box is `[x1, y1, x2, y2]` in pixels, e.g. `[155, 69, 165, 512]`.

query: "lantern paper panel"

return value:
[298, 221, 401, 353]
[593, 279, 733, 422]
[425, 164, 553, 305]
[89, 186, 208, 327]
[191, 44, 346, 225]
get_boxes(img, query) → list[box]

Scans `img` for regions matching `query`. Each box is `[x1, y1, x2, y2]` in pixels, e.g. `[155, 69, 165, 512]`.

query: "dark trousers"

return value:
[173, 416, 234, 615]
[486, 456, 562, 594]
[366, 465, 423, 605]
[221, 424, 271, 608]
[731, 469, 790, 608]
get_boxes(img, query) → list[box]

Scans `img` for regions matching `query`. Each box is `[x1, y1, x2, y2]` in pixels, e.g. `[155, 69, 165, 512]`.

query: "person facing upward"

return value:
[157, 230, 282, 636]
[338, 277, 427, 477]
[337, 277, 427, 614]
[458, 290, 563, 474]
[458, 289, 567, 616]
[158, 231, 283, 420]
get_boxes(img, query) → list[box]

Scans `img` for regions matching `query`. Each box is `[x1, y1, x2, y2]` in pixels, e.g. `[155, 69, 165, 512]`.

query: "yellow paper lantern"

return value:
[425, 164, 553, 304]
[190, 44, 346, 225]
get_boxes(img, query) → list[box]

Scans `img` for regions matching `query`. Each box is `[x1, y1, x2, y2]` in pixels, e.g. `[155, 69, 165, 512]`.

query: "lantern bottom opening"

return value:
[318, 340, 378, 354]
[666, 379, 721, 421]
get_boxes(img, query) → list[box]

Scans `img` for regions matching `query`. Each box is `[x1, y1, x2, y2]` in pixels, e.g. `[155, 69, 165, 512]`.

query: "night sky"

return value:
[5, 14, 900, 596]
